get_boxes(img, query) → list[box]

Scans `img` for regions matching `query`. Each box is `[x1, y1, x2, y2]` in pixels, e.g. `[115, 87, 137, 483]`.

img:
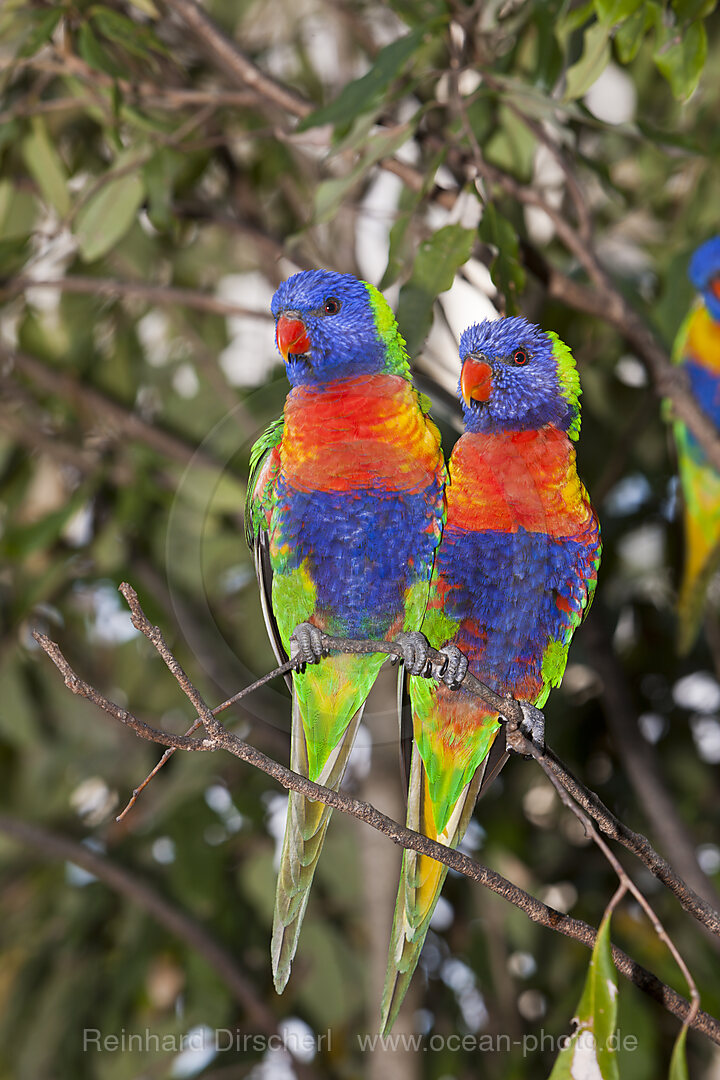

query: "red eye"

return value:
[513, 348, 528, 366]
[324, 297, 341, 315]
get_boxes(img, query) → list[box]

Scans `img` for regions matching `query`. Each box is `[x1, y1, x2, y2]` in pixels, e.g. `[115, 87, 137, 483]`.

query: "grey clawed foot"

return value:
[519, 702, 545, 751]
[393, 631, 432, 676]
[290, 622, 326, 674]
[438, 645, 468, 690]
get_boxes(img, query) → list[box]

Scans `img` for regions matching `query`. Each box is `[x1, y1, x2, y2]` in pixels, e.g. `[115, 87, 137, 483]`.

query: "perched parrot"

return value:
[670, 236, 720, 654]
[381, 316, 601, 1032]
[245, 269, 451, 993]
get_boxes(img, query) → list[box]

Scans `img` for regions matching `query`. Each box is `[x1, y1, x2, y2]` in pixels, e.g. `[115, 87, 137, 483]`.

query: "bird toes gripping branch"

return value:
[504, 699, 546, 757]
[437, 644, 468, 690]
[392, 631, 434, 676]
[289, 622, 327, 673]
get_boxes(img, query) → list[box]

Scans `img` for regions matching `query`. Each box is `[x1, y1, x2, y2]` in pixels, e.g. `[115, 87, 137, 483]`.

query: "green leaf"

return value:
[478, 203, 525, 313]
[298, 26, 428, 132]
[397, 223, 475, 357]
[314, 123, 412, 223]
[21, 118, 70, 218]
[615, 3, 652, 62]
[668, 1026, 689, 1080]
[556, 0, 595, 46]
[654, 18, 707, 100]
[142, 148, 184, 232]
[548, 908, 619, 1080]
[18, 8, 63, 58]
[74, 165, 145, 262]
[564, 21, 612, 100]
[0, 180, 37, 240]
[77, 21, 124, 78]
[594, 0, 644, 24]
[672, 0, 715, 19]
[90, 6, 169, 59]
[483, 105, 537, 182]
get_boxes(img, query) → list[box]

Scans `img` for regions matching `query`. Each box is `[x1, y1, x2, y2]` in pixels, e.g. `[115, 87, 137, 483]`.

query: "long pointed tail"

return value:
[677, 529, 720, 654]
[380, 745, 484, 1034]
[271, 696, 363, 993]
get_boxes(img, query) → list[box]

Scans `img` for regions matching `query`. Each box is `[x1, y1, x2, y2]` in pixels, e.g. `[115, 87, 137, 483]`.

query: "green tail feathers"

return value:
[271, 698, 364, 992]
[380, 748, 485, 1034]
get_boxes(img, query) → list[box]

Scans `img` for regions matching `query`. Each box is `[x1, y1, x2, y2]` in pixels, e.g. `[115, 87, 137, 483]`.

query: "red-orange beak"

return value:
[711, 276, 720, 301]
[460, 357, 493, 405]
[276, 315, 310, 361]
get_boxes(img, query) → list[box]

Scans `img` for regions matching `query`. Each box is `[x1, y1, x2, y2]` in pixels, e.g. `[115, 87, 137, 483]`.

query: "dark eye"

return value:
[324, 297, 341, 315]
[513, 348, 528, 366]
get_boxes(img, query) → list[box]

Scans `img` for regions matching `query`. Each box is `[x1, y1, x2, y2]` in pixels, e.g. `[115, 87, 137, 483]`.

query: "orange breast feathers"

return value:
[280, 374, 443, 493]
[447, 427, 594, 537]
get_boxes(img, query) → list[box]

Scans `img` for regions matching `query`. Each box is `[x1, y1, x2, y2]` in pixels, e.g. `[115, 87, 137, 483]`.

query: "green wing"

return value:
[244, 414, 284, 549]
[245, 415, 288, 679]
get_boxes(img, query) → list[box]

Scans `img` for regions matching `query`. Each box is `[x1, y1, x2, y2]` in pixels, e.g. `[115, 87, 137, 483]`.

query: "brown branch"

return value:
[1, 276, 274, 321]
[0, 814, 277, 1032]
[511, 726, 701, 1034]
[32, 597, 720, 1046]
[160, 0, 312, 119]
[0, 345, 224, 475]
[582, 617, 720, 922]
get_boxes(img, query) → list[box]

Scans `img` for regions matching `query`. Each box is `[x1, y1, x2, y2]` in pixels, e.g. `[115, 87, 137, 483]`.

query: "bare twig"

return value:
[32, 597, 720, 1045]
[512, 725, 701, 1035]
[1, 276, 274, 321]
[0, 346, 224, 475]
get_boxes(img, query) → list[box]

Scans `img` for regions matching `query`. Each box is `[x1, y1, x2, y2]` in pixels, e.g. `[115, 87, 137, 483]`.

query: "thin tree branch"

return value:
[514, 728, 700, 1035]
[582, 616, 720, 920]
[160, 0, 312, 119]
[31, 594, 720, 1046]
[0, 345, 225, 475]
[1, 276, 274, 321]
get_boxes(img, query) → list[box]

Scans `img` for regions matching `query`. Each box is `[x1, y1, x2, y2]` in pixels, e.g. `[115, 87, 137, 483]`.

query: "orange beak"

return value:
[276, 315, 310, 361]
[460, 357, 493, 405]
[711, 276, 720, 301]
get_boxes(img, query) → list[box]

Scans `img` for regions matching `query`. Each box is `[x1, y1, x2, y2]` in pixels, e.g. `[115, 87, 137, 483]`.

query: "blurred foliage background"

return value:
[0, 0, 719, 1077]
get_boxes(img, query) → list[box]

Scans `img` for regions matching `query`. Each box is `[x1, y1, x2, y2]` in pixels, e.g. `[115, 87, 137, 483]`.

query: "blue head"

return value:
[689, 237, 720, 321]
[458, 316, 581, 439]
[271, 269, 410, 386]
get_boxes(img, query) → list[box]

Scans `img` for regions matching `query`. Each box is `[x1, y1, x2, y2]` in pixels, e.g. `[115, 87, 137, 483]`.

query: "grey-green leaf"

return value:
[548, 908, 620, 1080]
[298, 26, 428, 132]
[21, 118, 70, 218]
[478, 203, 525, 313]
[654, 18, 707, 101]
[668, 1026, 690, 1080]
[74, 170, 145, 262]
[397, 223, 475, 357]
[563, 22, 612, 101]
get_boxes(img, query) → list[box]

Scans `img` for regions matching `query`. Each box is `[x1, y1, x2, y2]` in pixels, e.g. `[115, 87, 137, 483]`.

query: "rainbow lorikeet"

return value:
[670, 237, 720, 653]
[381, 317, 601, 1032]
[245, 269, 450, 993]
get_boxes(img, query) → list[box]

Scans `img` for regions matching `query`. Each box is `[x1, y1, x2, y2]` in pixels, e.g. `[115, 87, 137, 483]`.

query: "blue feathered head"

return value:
[689, 237, 720, 321]
[458, 317, 581, 439]
[271, 269, 410, 386]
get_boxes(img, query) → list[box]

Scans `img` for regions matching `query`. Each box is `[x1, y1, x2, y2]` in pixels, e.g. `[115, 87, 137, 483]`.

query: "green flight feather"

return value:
[245, 415, 284, 548]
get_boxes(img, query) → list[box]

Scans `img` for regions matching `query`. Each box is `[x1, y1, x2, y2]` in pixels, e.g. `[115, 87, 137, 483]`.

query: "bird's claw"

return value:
[507, 701, 546, 756]
[290, 622, 325, 674]
[393, 631, 432, 676]
[437, 645, 468, 690]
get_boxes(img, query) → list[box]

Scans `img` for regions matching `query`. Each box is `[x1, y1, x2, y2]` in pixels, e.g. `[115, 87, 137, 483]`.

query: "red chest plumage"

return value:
[448, 426, 594, 537]
[281, 374, 442, 494]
